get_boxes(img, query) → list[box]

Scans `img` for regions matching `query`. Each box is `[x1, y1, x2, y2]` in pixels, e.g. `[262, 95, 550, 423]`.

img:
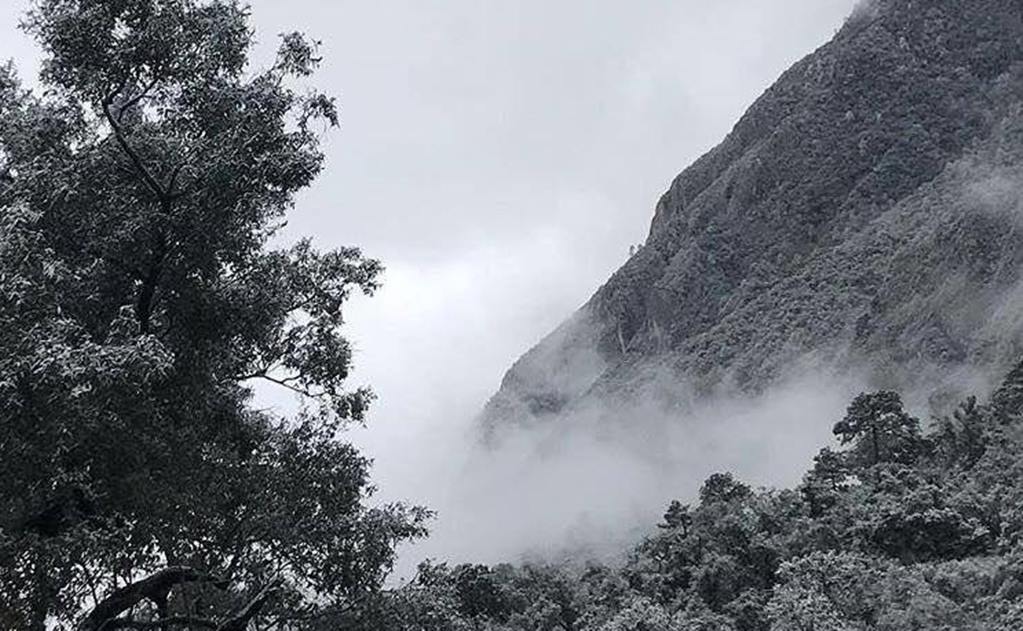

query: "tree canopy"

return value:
[0, 1, 428, 628]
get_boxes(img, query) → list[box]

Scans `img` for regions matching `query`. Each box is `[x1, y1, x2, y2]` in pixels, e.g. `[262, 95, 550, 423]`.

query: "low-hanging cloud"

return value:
[371, 364, 867, 581]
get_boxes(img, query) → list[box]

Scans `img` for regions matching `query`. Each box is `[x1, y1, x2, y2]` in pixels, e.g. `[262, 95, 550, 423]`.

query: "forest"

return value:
[356, 369, 1023, 630]
[3, 1, 1023, 630]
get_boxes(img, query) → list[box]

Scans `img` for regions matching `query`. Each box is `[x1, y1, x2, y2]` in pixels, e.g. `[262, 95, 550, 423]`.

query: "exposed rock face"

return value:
[482, 0, 1023, 432]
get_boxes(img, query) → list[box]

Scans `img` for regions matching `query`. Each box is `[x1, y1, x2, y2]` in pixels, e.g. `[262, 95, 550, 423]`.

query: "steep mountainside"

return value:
[482, 0, 1023, 431]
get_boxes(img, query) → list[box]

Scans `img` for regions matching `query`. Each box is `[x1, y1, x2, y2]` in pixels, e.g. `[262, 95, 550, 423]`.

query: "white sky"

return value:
[1, 0, 859, 564]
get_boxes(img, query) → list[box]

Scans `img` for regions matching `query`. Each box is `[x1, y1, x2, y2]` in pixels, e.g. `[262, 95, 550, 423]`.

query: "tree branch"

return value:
[102, 85, 167, 201]
[216, 580, 280, 631]
[116, 75, 160, 124]
[239, 372, 325, 399]
[165, 162, 186, 199]
[83, 566, 227, 631]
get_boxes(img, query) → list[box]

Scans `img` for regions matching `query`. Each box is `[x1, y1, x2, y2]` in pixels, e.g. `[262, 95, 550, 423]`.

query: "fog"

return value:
[379, 369, 866, 579]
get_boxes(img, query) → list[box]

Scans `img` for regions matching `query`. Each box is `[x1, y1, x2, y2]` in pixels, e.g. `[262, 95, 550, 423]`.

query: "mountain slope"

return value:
[482, 0, 1023, 432]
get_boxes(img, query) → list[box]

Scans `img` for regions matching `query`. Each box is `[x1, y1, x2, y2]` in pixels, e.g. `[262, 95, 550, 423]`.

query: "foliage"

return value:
[0, 1, 427, 629]
[832, 392, 924, 467]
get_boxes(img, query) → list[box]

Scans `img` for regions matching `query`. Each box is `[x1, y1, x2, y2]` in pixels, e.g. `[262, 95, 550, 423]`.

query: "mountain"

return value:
[482, 0, 1023, 433]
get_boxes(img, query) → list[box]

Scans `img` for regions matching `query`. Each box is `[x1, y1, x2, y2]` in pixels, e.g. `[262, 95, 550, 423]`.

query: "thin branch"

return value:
[253, 374, 326, 399]
[102, 85, 167, 201]
[217, 580, 281, 631]
[116, 75, 160, 124]
[234, 365, 303, 387]
[232, 363, 274, 381]
[165, 162, 186, 198]
[78, 563, 102, 615]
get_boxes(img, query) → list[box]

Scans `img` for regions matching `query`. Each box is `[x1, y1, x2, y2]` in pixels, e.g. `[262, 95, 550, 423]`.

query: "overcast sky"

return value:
[2, 0, 859, 560]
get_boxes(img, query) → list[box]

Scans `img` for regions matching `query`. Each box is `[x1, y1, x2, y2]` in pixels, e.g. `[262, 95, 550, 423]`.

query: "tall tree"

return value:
[832, 391, 922, 468]
[0, 1, 428, 628]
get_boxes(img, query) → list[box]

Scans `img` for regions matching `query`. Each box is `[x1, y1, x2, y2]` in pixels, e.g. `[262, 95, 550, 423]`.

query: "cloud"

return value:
[379, 367, 865, 580]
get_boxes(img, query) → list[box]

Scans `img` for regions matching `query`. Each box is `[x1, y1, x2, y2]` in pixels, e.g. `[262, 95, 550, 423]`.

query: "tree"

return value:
[594, 596, 685, 631]
[766, 551, 885, 631]
[698, 473, 752, 506]
[799, 448, 849, 517]
[0, 1, 428, 628]
[451, 564, 508, 621]
[932, 395, 988, 468]
[832, 391, 923, 468]
[660, 501, 693, 536]
[991, 360, 1023, 417]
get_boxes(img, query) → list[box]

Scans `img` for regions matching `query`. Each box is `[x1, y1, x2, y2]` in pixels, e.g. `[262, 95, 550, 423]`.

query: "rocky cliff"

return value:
[482, 0, 1023, 433]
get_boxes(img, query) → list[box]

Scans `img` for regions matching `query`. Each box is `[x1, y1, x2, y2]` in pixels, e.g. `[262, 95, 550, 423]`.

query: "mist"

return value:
[388, 371, 863, 575]
[331, 305, 875, 583]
